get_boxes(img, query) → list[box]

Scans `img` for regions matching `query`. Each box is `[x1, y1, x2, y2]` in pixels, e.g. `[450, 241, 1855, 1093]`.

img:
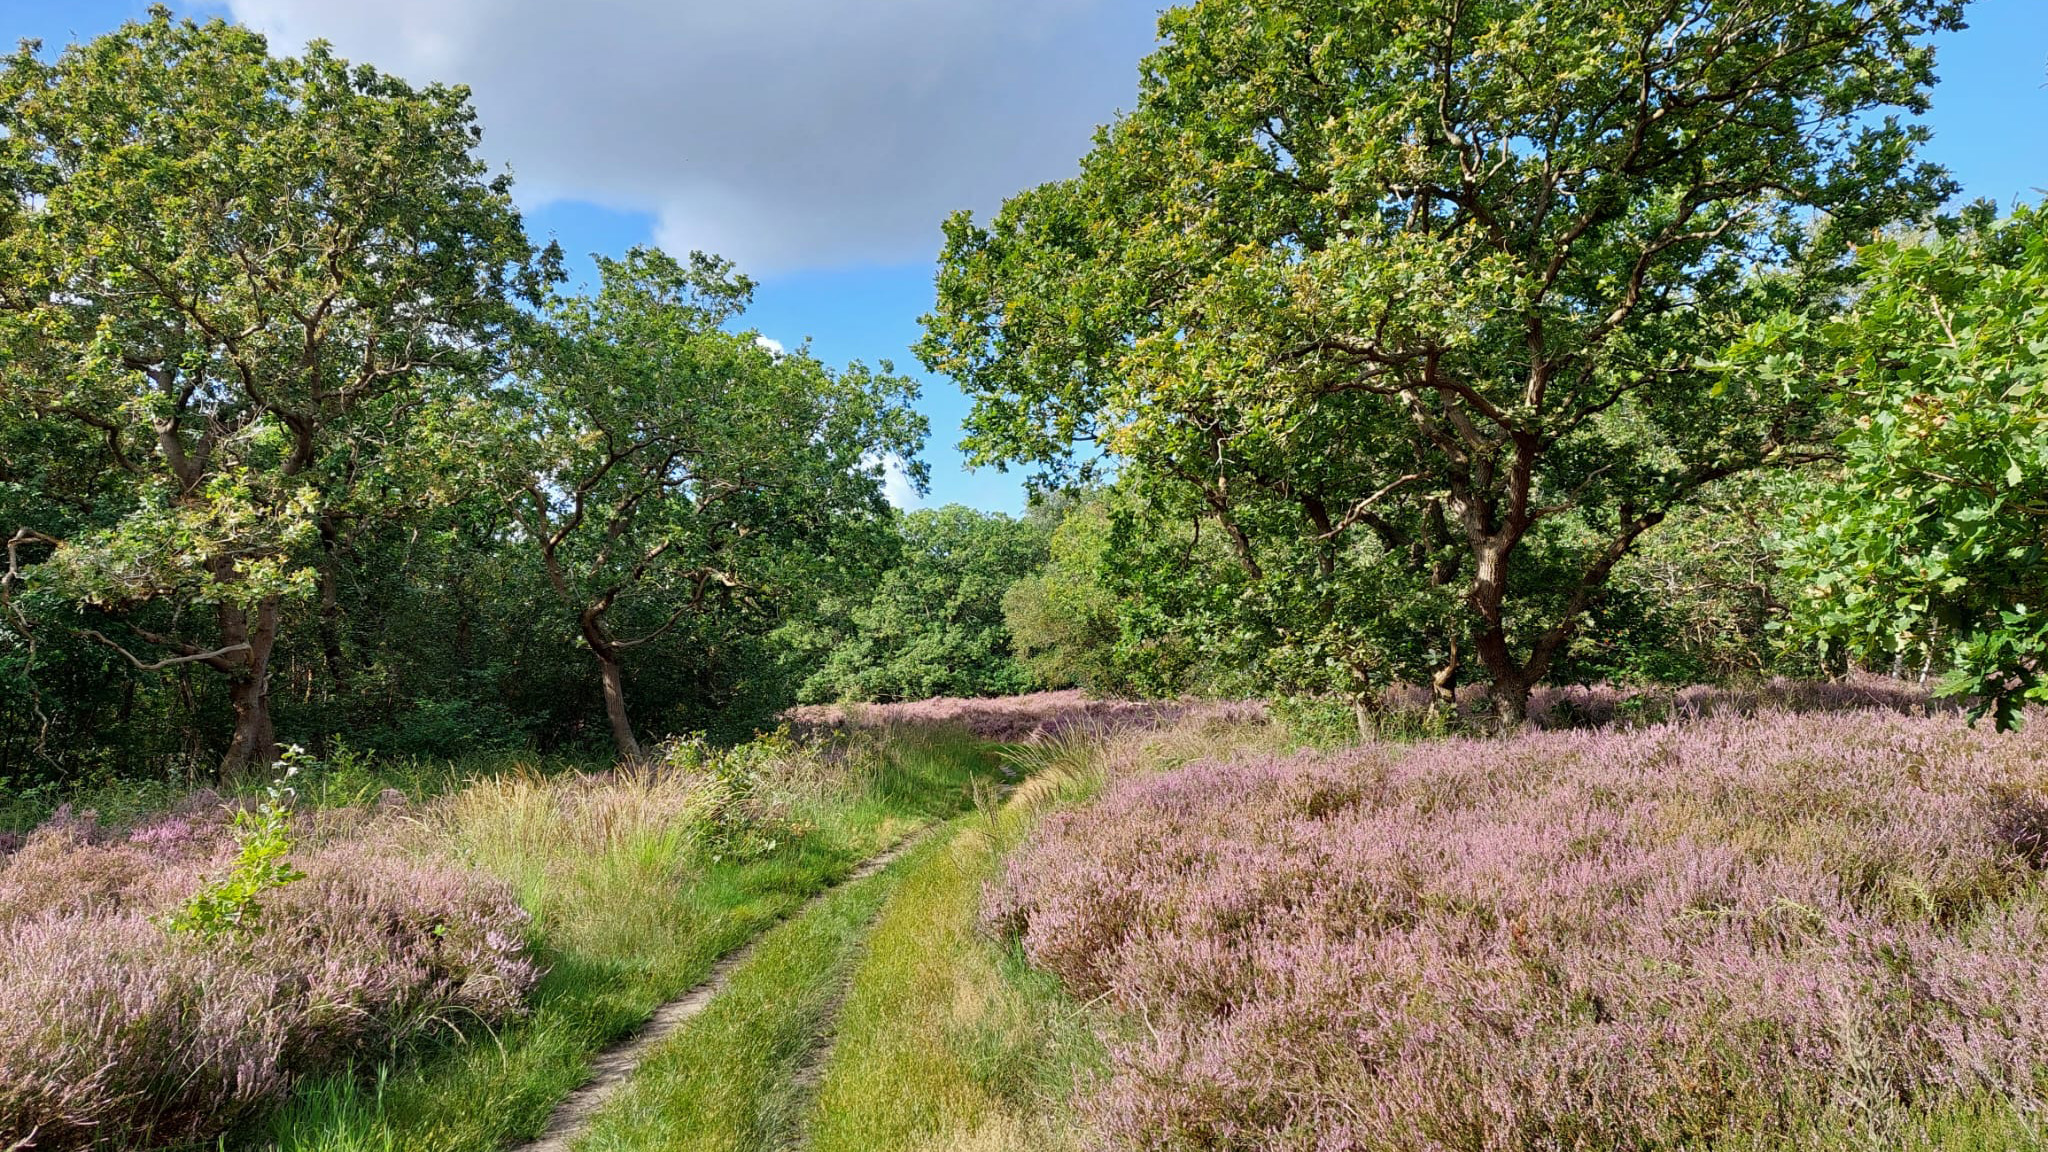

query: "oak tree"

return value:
[0, 11, 551, 774]
[1738, 204, 2048, 728]
[510, 248, 924, 760]
[922, 0, 1963, 722]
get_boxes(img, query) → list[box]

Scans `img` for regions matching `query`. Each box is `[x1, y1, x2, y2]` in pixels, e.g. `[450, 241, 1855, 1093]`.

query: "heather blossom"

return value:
[0, 800, 538, 1150]
[991, 705, 2048, 1149]
[786, 689, 1265, 743]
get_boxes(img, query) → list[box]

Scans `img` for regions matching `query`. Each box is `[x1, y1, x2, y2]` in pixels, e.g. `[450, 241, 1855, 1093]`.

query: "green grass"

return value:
[257, 729, 998, 1152]
[573, 827, 948, 1152]
[1720, 1097, 2048, 1152]
[0, 743, 607, 834]
[802, 744, 1110, 1152]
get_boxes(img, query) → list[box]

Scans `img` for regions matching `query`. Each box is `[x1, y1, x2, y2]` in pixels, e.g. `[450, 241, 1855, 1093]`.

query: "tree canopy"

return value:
[3, 0, 2043, 789]
[791, 505, 1048, 703]
[509, 249, 924, 758]
[922, 0, 1963, 721]
[0, 9, 553, 773]
[0, 12, 927, 779]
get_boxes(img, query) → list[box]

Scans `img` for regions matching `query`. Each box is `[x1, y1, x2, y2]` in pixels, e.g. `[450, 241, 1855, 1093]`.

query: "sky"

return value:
[4, 0, 2044, 514]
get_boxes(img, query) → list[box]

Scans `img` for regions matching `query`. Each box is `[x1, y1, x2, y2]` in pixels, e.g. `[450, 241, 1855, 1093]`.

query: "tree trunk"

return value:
[1489, 672, 1531, 730]
[1467, 533, 1535, 731]
[1430, 634, 1461, 711]
[597, 653, 642, 763]
[581, 607, 643, 763]
[1460, 504, 1659, 733]
[1473, 622, 1537, 732]
[219, 596, 282, 779]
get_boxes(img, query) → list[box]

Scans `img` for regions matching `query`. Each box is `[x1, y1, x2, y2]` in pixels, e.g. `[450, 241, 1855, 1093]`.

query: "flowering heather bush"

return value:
[1367, 673, 1942, 734]
[787, 689, 1266, 744]
[990, 708, 2048, 1150]
[0, 805, 536, 1150]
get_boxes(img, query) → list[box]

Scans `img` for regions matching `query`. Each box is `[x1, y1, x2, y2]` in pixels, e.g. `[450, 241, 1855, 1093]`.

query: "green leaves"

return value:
[922, 0, 1959, 707]
[34, 478, 322, 612]
[1757, 206, 2048, 728]
[162, 751, 310, 937]
[512, 247, 927, 744]
[793, 505, 1047, 703]
[0, 10, 551, 768]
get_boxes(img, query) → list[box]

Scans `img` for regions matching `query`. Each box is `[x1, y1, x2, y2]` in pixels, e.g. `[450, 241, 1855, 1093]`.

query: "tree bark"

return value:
[581, 607, 643, 763]
[1430, 634, 1461, 710]
[596, 653, 642, 763]
[1488, 670, 1531, 730]
[219, 596, 282, 779]
[1466, 529, 1535, 730]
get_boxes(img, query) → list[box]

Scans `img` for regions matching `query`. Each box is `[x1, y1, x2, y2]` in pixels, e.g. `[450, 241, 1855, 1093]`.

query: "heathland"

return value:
[8, 684, 2048, 1150]
[8, 1, 2048, 1148]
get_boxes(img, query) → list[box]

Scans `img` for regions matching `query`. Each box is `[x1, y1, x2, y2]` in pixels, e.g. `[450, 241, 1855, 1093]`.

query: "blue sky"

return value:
[5, 0, 2044, 514]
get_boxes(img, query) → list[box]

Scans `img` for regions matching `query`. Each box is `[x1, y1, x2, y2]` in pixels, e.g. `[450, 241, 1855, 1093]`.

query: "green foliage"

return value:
[1731, 204, 2048, 727]
[0, 9, 929, 789]
[1567, 473, 1818, 684]
[508, 248, 925, 757]
[793, 505, 1047, 702]
[921, 0, 1962, 719]
[0, 8, 553, 773]
[664, 728, 820, 863]
[1002, 488, 1215, 695]
[163, 750, 310, 937]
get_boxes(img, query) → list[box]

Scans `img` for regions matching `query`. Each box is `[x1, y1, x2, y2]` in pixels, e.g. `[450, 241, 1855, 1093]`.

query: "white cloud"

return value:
[754, 334, 786, 356]
[881, 457, 922, 510]
[225, 0, 1160, 273]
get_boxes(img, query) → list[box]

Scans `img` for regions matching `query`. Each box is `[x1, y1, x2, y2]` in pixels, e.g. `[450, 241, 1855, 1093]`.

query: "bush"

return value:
[162, 757, 307, 937]
[0, 801, 536, 1150]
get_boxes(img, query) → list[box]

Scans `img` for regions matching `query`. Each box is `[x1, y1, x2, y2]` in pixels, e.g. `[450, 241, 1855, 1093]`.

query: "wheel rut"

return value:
[512, 829, 931, 1152]
[767, 944, 858, 1152]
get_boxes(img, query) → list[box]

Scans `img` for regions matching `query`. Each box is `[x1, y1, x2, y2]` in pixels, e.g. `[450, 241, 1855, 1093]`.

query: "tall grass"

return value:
[263, 727, 998, 1152]
[803, 801, 1097, 1149]
[800, 715, 1283, 1152]
[0, 746, 607, 836]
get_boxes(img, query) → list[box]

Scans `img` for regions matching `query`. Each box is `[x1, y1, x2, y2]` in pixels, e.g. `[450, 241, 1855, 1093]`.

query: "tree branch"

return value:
[81, 630, 250, 673]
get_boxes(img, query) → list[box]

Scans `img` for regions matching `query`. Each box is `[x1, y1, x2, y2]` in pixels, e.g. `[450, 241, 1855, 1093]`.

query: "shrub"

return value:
[661, 730, 816, 863]
[991, 708, 2048, 1149]
[0, 799, 537, 1150]
[162, 756, 308, 937]
[0, 911, 293, 1149]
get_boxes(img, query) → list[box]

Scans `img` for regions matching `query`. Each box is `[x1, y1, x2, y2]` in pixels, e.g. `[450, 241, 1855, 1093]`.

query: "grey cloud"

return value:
[227, 0, 1161, 272]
